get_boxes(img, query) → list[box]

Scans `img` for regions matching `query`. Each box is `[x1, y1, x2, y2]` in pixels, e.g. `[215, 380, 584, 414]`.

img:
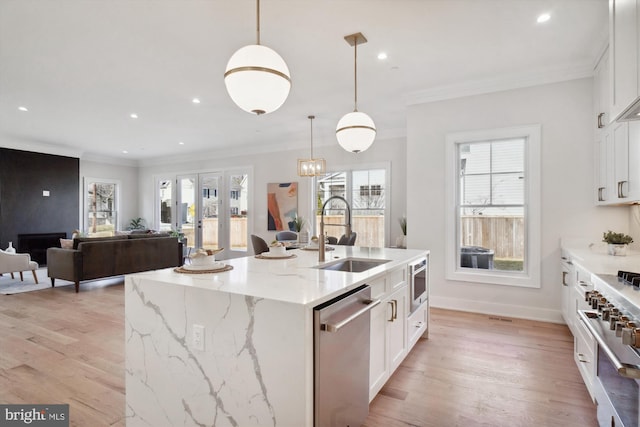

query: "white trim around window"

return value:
[444, 125, 541, 288]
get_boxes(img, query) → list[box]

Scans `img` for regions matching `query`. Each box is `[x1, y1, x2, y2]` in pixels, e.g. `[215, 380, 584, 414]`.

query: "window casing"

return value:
[445, 125, 541, 288]
[315, 167, 389, 248]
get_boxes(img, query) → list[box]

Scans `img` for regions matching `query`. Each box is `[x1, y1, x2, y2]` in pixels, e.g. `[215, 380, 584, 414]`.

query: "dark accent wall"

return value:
[0, 148, 79, 258]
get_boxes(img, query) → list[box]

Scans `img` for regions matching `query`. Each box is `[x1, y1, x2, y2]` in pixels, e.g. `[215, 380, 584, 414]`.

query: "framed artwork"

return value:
[267, 182, 298, 231]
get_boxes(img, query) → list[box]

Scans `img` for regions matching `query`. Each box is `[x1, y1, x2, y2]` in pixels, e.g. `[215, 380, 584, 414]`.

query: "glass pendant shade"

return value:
[224, 44, 291, 115]
[336, 111, 376, 153]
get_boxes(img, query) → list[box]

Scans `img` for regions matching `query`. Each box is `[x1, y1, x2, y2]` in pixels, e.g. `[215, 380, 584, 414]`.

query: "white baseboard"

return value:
[430, 295, 565, 324]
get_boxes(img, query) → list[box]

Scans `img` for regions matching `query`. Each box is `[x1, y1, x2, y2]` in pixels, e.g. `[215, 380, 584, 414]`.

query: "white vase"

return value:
[5, 241, 16, 254]
[395, 235, 407, 249]
[607, 243, 627, 256]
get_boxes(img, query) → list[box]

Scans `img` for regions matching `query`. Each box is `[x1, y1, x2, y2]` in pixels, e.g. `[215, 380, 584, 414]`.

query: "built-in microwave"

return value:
[409, 257, 428, 314]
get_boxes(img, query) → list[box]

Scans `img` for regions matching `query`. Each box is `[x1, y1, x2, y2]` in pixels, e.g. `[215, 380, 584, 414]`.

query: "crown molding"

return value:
[404, 63, 594, 106]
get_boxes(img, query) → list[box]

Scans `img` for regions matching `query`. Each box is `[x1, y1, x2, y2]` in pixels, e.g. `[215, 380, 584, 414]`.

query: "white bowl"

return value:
[269, 246, 286, 256]
[190, 255, 216, 266]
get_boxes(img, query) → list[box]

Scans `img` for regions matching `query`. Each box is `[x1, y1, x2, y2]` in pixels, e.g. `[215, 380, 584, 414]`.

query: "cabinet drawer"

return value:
[369, 276, 386, 300]
[386, 267, 406, 291]
[408, 302, 428, 350]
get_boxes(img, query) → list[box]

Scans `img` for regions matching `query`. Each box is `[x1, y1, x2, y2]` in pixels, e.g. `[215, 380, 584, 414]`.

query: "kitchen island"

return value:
[124, 246, 428, 427]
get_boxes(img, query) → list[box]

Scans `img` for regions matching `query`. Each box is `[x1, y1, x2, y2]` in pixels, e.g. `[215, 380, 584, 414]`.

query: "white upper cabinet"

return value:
[594, 46, 610, 130]
[595, 127, 613, 204]
[609, 0, 639, 121]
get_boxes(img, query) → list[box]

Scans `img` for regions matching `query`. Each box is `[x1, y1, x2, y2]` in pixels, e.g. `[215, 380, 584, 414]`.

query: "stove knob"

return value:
[597, 298, 608, 311]
[631, 329, 640, 348]
[602, 307, 612, 321]
[616, 316, 630, 337]
[610, 314, 620, 330]
[622, 322, 639, 345]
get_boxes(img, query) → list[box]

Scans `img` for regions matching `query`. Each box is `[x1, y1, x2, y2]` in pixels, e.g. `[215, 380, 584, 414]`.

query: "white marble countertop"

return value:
[129, 246, 428, 307]
[562, 240, 640, 275]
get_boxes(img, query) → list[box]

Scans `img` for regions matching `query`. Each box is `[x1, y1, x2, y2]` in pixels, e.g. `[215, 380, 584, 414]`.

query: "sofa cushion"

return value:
[127, 233, 170, 239]
[60, 238, 73, 249]
[73, 235, 127, 250]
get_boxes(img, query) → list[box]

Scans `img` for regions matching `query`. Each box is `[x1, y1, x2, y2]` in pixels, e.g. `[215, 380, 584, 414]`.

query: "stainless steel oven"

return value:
[579, 273, 640, 427]
[408, 257, 428, 314]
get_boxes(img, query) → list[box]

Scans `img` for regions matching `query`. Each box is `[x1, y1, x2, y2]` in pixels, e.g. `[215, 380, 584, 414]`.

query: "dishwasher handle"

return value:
[322, 299, 381, 333]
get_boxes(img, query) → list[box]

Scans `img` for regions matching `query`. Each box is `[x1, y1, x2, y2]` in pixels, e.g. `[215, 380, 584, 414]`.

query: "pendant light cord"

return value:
[256, 0, 261, 45]
[354, 38, 358, 112]
[309, 115, 315, 158]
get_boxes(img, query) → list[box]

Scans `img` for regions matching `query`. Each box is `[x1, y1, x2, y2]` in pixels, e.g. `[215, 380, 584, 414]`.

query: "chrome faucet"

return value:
[319, 195, 352, 262]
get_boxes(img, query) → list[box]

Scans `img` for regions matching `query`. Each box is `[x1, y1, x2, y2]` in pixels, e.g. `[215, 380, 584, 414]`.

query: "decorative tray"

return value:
[174, 264, 233, 274]
[255, 253, 297, 260]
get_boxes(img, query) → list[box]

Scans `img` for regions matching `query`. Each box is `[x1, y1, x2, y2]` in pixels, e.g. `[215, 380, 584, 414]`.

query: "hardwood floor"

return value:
[0, 280, 597, 427]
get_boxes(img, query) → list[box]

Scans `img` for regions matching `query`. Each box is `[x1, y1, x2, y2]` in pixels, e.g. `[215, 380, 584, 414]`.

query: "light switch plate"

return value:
[42, 190, 50, 197]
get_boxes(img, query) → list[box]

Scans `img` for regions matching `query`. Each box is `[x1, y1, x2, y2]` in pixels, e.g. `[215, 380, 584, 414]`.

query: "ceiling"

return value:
[0, 0, 608, 163]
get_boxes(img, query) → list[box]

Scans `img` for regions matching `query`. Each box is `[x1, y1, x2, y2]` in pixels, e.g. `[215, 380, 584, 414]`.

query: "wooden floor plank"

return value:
[0, 281, 597, 426]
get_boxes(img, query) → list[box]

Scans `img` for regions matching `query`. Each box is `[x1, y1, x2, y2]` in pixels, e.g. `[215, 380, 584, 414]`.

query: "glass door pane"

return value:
[177, 176, 196, 248]
[85, 180, 117, 237]
[200, 174, 220, 251]
[158, 179, 173, 232]
[228, 173, 248, 252]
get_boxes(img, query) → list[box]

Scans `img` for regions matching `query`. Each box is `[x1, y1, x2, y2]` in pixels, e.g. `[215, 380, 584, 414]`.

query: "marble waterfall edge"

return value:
[125, 275, 310, 426]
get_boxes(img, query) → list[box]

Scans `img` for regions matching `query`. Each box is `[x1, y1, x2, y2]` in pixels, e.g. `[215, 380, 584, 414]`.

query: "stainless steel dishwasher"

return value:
[314, 284, 380, 427]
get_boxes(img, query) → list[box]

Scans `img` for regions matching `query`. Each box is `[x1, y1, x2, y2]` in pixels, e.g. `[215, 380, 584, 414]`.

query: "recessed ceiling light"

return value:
[377, 52, 388, 60]
[18, 106, 28, 112]
[122, 150, 128, 154]
[537, 13, 550, 23]
[178, 141, 185, 145]
[130, 113, 138, 119]
[192, 98, 201, 104]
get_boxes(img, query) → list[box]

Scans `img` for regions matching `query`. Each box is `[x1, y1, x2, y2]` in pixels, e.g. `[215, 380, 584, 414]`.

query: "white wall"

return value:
[136, 137, 407, 248]
[79, 159, 140, 231]
[407, 78, 629, 323]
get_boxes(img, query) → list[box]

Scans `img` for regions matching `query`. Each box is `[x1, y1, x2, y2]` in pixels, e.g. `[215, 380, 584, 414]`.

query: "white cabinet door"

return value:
[610, 0, 639, 120]
[595, 127, 613, 204]
[626, 121, 640, 200]
[594, 46, 611, 129]
[613, 121, 630, 202]
[369, 299, 388, 401]
[387, 284, 408, 374]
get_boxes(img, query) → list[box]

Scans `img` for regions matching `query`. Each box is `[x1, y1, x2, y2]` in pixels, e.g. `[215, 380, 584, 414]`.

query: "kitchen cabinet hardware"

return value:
[562, 271, 568, 286]
[598, 112, 605, 128]
[598, 187, 605, 201]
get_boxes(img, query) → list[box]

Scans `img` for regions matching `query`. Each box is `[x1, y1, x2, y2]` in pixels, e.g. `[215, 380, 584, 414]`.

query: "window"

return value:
[316, 168, 387, 247]
[84, 178, 119, 236]
[445, 125, 540, 288]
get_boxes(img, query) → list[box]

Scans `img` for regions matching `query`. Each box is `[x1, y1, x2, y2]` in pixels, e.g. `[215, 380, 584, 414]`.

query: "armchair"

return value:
[0, 250, 39, 283]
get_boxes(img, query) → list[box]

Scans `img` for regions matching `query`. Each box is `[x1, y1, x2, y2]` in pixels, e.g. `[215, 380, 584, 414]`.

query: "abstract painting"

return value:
[267, 182, 298, 231]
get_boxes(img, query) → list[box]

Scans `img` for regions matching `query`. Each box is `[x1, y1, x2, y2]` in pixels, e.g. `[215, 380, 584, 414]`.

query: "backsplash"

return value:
[631, 205, 640, 250]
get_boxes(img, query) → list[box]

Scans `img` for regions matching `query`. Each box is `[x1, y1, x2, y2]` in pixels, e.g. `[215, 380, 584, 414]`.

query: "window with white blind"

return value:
[445, 125, 541, 288]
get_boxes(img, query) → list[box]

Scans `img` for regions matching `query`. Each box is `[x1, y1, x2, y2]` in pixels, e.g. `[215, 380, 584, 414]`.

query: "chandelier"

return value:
[224, 0, 291, 115]
[298, 115, 326, 177]
[336, 32, 376, 153]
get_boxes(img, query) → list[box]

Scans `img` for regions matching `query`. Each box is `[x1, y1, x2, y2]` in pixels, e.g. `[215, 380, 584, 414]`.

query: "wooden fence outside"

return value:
[460, 215, 524, 260]
[181, 215, 386, 249]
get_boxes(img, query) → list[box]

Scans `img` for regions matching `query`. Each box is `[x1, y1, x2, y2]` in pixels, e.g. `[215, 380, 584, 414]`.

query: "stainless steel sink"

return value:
[315, 258, 391, 273]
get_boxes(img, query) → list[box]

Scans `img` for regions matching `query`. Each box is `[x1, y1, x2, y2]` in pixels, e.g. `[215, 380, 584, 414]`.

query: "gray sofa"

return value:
[47, 234, 182, 292]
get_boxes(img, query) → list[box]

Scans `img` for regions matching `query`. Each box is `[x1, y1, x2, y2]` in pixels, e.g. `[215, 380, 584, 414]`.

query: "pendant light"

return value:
[336, 32, 376, 153]
[298, 115, 326, 177]
[224, 0, 291, 115]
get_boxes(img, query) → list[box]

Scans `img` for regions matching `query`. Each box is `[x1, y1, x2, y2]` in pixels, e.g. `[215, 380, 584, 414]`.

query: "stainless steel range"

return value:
[579, 271, 640, 427]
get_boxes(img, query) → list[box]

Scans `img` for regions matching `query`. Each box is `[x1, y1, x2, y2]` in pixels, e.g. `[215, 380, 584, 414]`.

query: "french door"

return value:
[172, 171, 249, 259]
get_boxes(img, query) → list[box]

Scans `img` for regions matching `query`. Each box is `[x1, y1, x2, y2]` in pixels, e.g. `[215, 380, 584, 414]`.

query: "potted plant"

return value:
[292, 216, 308, 244]
[602, 230, 634, 256]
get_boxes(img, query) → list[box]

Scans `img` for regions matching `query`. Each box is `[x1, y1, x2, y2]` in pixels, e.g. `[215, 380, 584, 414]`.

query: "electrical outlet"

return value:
[192, 324, 205, 351]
